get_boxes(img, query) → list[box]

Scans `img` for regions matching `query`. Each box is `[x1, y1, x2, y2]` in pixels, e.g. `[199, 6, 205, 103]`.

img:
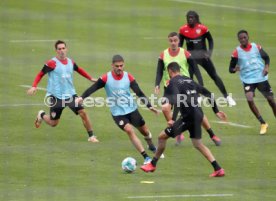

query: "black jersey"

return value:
[164, 75, 219, 119]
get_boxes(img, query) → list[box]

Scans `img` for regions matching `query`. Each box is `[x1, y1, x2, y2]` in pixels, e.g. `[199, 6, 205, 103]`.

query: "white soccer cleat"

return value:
[226, 96, 236, 107]
[88, 136, 99, 143]
[35, 110, 45, 128]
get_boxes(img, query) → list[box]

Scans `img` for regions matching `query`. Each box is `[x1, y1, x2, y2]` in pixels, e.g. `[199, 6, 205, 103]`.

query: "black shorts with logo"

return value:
[112, 109, 146, 130]
[47, 95, 84, 120]
[243, 80, 273, 98]
[164, 109, 203, 139]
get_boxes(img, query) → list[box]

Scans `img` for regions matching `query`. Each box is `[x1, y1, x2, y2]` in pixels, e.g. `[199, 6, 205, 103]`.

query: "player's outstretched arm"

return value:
[27, 87, 37, 95]
[27, 70, 46, 96]
[81, 78, 105, 99]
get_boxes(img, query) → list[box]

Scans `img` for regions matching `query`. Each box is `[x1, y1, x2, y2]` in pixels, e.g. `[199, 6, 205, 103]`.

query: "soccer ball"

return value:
[121, 157, 137, 173]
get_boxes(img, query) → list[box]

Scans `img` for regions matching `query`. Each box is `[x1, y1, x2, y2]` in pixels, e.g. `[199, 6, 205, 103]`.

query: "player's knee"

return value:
[124, 125, 134, 134]
[50, 121, 59, 127]
[191, 139, 202, 149]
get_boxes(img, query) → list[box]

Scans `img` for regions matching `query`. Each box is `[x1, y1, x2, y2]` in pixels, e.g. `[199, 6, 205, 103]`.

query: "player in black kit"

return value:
[141, 62, 227, 177]
[179, 10, 236, 106]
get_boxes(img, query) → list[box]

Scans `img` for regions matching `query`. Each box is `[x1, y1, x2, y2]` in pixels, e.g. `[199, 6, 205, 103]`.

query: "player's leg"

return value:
[35, 96, 61, 128]
[189, 113, 224, 177]
[123, 123, 151, 164]
[130, 110, 165, 158]
[201, 59, 236, 106]
[68, 95, 98, 142]
[141, 118, 187, 172]
[130, 110, 154, 148]
[191, 138, 224, 177]
[113, 114, 151, 163]
[201, 115, 221, 146]
[201, 59, 227, 97]
[258, 81, 276, 117]
[244, 83, 268, 134]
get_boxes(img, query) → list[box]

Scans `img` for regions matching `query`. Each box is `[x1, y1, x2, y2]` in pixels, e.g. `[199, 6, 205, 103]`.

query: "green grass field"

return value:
[1, 0, 276, 200]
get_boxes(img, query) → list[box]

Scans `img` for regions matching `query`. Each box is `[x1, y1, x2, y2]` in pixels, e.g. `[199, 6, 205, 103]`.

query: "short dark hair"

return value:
[186, 10, 200, 23]
[237, 30, 248, 37]
[168, 32, 178, 38]
[112, 54, 124, 63]
[167, 62, 180, 73]
[55, 40, 66, 49]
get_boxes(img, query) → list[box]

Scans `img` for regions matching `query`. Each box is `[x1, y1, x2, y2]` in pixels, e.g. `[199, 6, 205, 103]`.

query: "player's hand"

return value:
[234, 65, 240, 72]
[149, 107, 160, 115]
[75, 97, 84, 105]
[216, 111, 228, 122]
[154, 86, 160, 95]
[263, 65, 269, 76]
[91, 78, 98, 83]
[27, 87, 37, 95]
[167, 120, 174, 127]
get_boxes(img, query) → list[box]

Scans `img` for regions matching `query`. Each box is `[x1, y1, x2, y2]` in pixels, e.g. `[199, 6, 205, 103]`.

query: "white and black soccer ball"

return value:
[121, 157, 137, 173]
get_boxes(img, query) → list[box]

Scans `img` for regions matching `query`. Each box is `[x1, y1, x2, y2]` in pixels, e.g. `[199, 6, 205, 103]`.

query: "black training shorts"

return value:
[112, 109, 145, 130]
[47, 95, 84, 120]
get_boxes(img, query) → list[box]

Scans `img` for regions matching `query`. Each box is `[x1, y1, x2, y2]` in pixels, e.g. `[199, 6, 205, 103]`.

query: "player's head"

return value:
[237, 30, 249, 47]
[112, 54, 125, 75]
[186, 10, 200, 26]
[168, 32, 179, 51]
[55, 40, 67, 59]
[167, 62, 180, 78]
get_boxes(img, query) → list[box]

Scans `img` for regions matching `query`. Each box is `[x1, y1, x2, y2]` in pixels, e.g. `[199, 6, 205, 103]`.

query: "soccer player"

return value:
[141, 62, 227, 177]
[155, 32, 222, 146]
[76, 55, 162, 164]
[27, 40, 99, 143]
[229, 30, 276, 134]
[179, 10, 236, 106]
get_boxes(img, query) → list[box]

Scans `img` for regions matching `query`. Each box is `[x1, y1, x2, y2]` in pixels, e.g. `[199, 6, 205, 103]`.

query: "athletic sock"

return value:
[206, 128, 215, 138]
[257, 116, 266, 124]
[41, 112, 46, 119]
[211, 160, 221, 171]
[148, 144, 156, 151]
[151, 157, 159, 167]
[87, 130, 94, 137]
[141, 151, 149, 159]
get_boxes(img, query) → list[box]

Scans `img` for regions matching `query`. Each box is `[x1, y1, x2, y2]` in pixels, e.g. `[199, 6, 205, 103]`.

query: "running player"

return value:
[27, 40, 98, 142]
[142, 62, 227, 177]
[229, 30, 276, 134]
[155, 32, 222, 146]
[76, 55, 162, 164]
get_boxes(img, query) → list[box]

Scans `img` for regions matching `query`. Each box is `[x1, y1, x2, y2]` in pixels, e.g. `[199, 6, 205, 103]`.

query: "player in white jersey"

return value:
[229, 30, 276, 134]
[27, 40, 99, 142]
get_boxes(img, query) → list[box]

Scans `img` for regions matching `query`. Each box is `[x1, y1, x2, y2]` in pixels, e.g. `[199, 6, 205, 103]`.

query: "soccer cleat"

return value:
[143, 157, 152, 165]
[88, 136, 99, 143]
[211, 135, 221, 146]
[260, 123, 268, 135]
[226, 96, 236, 107]
[140, 163, 156, 173]
[148, 146, 165, 159]
[175, 133, 185, 145]
[34, 110, 45, 128]
[209, 168, 225, 177]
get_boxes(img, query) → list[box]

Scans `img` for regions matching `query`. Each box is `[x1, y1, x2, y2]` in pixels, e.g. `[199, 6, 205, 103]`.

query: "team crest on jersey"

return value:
[245, 86, 250, 91]
[119, 120, 124, 126]
[196, 28, 201, 34]
[51, 112, 56, 118]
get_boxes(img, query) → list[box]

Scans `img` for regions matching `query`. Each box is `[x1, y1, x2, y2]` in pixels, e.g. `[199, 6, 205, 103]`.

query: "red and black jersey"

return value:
[179, 23, 213, 59]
